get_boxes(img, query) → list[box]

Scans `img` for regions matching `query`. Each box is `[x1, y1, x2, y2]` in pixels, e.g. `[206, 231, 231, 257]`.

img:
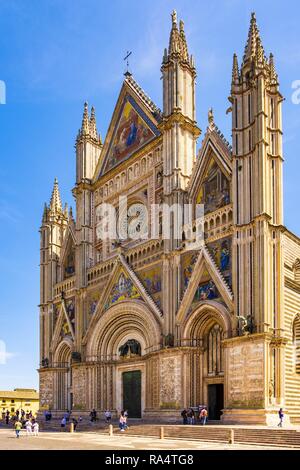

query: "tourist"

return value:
[15, 420, 22, 438]
[278, 408, 284, 427]
[105, 410, 112, 423]
[200, 407, 208, 425]
[187, 408, 194, 425]
[119, 411, 127, 432]
[21, 409, 25, 421]
[64, 409, 71, 422]
[61, 416, 67, 428]
[32, 421, 39, 436]
[5, 410, 9, 425]
[72, 417, 78, 431]
[25, 419, 32, 436]
[181, 408, 188, 425]
[90, 408, 97, 422]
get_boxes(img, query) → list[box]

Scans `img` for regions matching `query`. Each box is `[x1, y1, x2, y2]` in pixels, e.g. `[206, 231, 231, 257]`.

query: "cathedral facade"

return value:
[39, 12, 300, 424]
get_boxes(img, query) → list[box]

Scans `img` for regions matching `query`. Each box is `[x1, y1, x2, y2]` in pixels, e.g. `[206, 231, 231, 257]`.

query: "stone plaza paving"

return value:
[0, 429, 294, 450]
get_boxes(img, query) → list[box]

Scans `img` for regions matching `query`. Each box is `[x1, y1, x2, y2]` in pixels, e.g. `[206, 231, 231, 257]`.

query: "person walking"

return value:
[32, 421, 39, 436]
[25, 419, 32, 436]
[61, 416, 67, 428]
[278, 408, 284, 427]
[5, 411, 9, 425]
[15, 420, 22, 438]
[181, 408, 188, 425]
[72, 417, 78, 432]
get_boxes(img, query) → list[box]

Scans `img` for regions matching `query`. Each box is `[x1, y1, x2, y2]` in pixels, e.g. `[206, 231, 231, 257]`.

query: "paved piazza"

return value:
[0, 429, 293, 451]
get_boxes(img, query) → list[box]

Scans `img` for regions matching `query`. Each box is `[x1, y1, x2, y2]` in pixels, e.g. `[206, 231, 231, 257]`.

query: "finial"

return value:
[171, 10, 177, 26]
[179, 19, 184, 32]
[208, 108, 214, 128]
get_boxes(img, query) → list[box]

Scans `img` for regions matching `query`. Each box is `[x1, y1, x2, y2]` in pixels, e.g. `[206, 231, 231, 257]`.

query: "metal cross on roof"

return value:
[124, 50, 132, 75]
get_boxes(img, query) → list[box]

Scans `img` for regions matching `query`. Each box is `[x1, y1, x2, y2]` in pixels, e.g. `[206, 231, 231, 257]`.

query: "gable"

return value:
[101, 93, 160, 175]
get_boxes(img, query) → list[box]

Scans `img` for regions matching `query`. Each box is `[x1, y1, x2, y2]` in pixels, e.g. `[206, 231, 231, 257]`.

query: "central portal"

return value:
[122, 370, 141, 418]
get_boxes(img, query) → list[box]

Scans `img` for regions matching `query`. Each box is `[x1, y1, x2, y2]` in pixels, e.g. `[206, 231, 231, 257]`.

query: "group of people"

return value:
[3, 409, 35, 425]
[181, 407, 208, 425]
[14, 418, 39, 438]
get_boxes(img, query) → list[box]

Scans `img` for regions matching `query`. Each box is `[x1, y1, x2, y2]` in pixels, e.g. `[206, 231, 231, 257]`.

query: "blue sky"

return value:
[1, 0, 300, 390]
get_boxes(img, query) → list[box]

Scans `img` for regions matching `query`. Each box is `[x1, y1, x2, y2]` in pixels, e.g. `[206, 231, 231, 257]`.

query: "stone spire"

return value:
[49, 177, 62, 213]
[242, 12, 265, 66]
[232, 53, 240, 84]
[42, 202, 48, 223]
[89, 106, 97, 139]
[81, 101, 90, 136]
[89, 106, 102, 143]
[269, 53, 278, 84]
[167, 10, 189, 62]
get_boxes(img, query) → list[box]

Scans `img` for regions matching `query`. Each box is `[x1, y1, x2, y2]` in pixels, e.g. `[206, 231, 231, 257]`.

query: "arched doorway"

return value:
[182, 301, 231, 421]
[86, 300, 162, 417]
[53, 340, 72, 411]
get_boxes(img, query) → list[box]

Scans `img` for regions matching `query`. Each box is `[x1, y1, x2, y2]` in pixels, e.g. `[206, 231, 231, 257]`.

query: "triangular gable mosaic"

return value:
[104, 271, 142, 311]
[196, 157, 230, 214]
[102, 94, 159, 174]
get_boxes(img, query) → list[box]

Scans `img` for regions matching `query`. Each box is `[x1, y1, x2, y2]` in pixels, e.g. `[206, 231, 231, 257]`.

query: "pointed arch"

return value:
[181, 301, 232, 340]
[177, 247, 233, 323]
[86, 300, 162, 359]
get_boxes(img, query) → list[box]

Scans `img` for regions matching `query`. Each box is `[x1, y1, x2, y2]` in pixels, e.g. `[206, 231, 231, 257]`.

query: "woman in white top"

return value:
[25, 420, 32, 435]
[32, 422, 39, 436]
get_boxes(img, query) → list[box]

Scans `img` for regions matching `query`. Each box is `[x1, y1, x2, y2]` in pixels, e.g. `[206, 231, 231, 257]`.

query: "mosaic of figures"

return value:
[103, 95, 158, 173]
[64, 246, 75, 278]
[181, 251, 199, 296]
[192, 269, 221, 304]
[104, 272, 141, 310]
[207, 237, 232, 289]
[197, 158, 230, 214]
[60, 298, 75, 339]
[138, 265, 162, 310]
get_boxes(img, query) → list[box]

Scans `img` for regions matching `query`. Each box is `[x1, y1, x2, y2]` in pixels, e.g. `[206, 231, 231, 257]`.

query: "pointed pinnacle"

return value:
[42, 203, 48, 223]
[50, 177, 62, 213]
[232, 53, 239, 83]
[269, 53, 278, 82]
[81, 101, 90, 135]
[243, 11, 262, 64]
[89, 105, 98, 140]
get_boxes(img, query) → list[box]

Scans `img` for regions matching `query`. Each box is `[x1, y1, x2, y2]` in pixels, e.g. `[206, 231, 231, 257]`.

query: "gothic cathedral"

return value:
[39, 12, 300, 424]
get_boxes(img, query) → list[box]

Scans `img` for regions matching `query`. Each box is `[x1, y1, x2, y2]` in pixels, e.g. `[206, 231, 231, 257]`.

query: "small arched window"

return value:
[293, 314, 300, 374]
